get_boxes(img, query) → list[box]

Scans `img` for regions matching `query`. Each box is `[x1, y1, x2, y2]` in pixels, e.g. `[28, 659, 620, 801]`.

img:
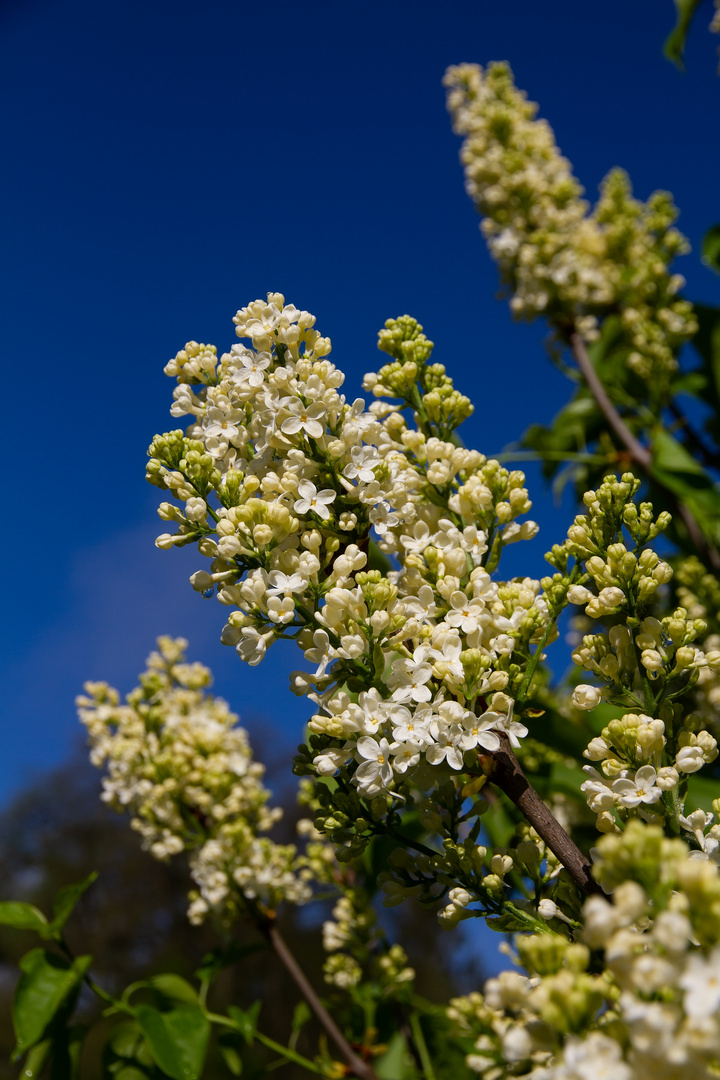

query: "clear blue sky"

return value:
[1, 0, 719, 807]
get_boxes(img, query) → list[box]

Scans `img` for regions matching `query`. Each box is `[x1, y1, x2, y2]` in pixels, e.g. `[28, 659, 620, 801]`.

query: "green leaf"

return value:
[653, 426, 709, 478]
[103, 1020, 156, 1079]
[194, 942, 265, 984]
[670, 370, 708, 398]
[480, 798, 517, 849]
[291, 1000, 311, 1034]
[12, 950, 92, 1056]
[368, 539, 392, 574]
[650, 427, 720, 546]
[546, 761, 586, 803]
[135, 1005, 209, 1080]
[217, 1033, 243, 1076]
[375, 1032, 413, 1079]
[0, 901, 49, 935]
[106, 1022, 142, 1059]
[227, 1001, 261, 1047]
[288, 1000, 312, 1052]
[50, 873, 98, 935]
[486, 910, 534, 933]
[686, 774, 720, 813]
[703, 225, 720, 275]
[147, 974, 198, 1006]
[664, 0, 704, 68]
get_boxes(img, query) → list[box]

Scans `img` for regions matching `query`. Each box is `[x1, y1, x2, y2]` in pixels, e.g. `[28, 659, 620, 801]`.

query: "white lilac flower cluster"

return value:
[149, 297, 548, 803]
[77, 637, 311, 923]
[444, 62, 696, 382]
[448, 822, 720, 1080]
[570, 606, 719, 835]
[321, 893, 415, 993]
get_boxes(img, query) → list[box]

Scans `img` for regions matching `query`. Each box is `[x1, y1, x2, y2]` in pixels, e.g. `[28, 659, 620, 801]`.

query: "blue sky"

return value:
[1, 0, 719, 809]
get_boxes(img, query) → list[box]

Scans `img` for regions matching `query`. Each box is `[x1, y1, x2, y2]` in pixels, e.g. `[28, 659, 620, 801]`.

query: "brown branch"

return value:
[488, 732, 602, 896]
[570, 332, 720, 573]
[261, 919, 378, 1080]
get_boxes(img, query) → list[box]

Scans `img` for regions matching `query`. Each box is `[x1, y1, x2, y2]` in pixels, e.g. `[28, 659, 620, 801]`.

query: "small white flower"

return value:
[266, 596, 295, 624]
[233, 351, 271, 387]
[389, 705, 434, 747]
[612, 765, 663, 808]
[461, 525, 488, 565]
[303, 629, 335, 677]
[281, 401, 327, 440]
[484, 700, 527, 749]
[236, 628, 273, 666]
[572, 683, 603, 710]
[267, 571, 308, 597]
[390, 741, 421, 773]
[389, 649, 434, 704]
[355, 690, 389, 736]
[675, 745, 705, 774]
[426, 723, 464, 770]
[399, 521, 433, 556]
[445, 591, 487, 635]
[403, 585, 437, 622]
[293, 481, 337, 520]
[313, 746, 353, 776]
[369, 500, 400, 533]
[679, 946, 720, 1020]
[581, 766, 615, 813]
[354, 736, 394, 793]
[343, 445, 380, 483]
[561, 1033, 631, 1080]
[456, 709, 500, 753]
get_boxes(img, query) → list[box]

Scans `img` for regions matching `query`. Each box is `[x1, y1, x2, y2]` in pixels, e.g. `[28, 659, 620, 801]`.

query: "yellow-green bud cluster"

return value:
[444, 63, 696, 389]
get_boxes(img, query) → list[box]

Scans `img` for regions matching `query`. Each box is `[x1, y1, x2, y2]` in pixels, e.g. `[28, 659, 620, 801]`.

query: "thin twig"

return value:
[570, 332, 720, 572]
[570, 332, 652, 470]
[487, 732, 602, 896]
[261, 919, 377, 1080]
